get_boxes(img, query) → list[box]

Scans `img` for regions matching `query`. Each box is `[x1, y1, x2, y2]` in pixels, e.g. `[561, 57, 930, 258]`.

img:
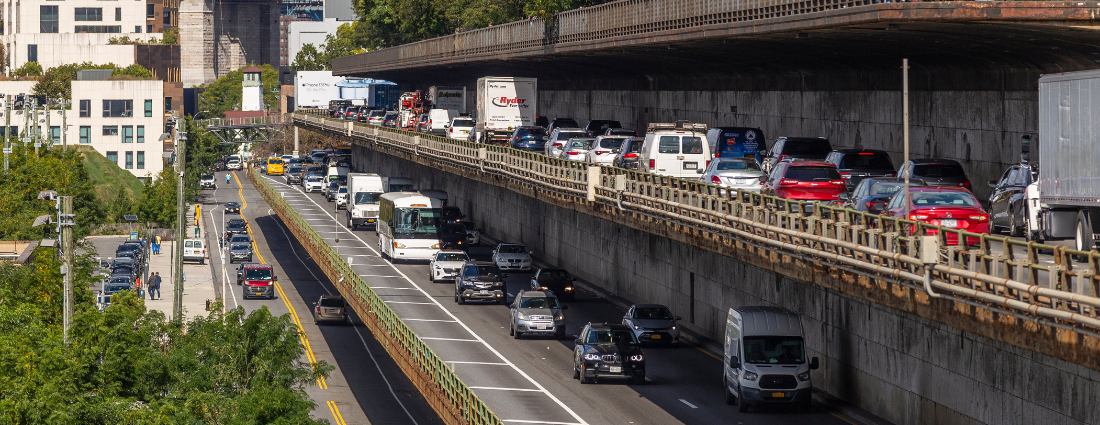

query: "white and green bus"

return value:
[377, 192, 444, 261]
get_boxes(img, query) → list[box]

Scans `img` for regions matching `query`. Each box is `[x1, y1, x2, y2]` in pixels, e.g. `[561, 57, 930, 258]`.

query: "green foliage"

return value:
[198, 64, 279, 118]
[114, 63, 153, 79]
[162, 27, 179, 45]
[0, 252, 332, 424]
[182, 117, 232, 202]
[74, 145, 144, 213]
[0, 145, 106, 241]
[11, 61, 43, 77]
[292, 44, 326, 71]
[135, 167, 178, 228]
[292, 24, 369, 71]
[30, 63, 153, 99]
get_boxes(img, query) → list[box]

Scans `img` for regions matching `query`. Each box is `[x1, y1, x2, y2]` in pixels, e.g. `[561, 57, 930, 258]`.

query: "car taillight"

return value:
[780, 179, 799, 185]
[909, 214, 929, 220]
[711, 175, 722, 184]
[595, 150, 608, 155]
[778, 154, 790, 161]
[567, 152, 579, 155]
[623, 153, 638, 158]
[830, 180, 846, 186]
[316, 306, 321, 314]
[885, 173, 895, 177]
[866, 201, 885, 210]
[959, 180, 971, 188]
[969, 214, 989, 222]
[553, 142, 563, 147]
[840, 172, 851, 180]
[449, 128, 453, 133]
[648, 159, 655, 168]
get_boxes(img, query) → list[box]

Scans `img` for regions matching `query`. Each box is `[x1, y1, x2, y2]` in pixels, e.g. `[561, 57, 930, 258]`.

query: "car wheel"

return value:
[724, 379, 737, 405]
[1077, 210, 1095, 259]
[633, 375, 645, 385]
[509, 323, 515, 336]
[513, 327, 520, 339]
[428, 273, 434, 283]
[737, 387, 750, 413]
[573, 364, 580, 380]
[799, 396, 812, 413]
[1009, 210, 1023, 238]
[579, 366, 590, 384]
[457, 294, 465, 305]
[200, 258, 205, 265]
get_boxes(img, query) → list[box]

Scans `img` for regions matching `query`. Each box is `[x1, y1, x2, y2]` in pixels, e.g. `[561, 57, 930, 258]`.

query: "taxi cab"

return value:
[266, 157, 285, 175]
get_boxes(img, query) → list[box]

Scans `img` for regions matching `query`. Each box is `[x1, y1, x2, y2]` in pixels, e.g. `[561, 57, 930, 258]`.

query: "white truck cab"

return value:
[347, 173, 384, 229]
[639, 121, 711, 179]
[723, 306, 818, 413]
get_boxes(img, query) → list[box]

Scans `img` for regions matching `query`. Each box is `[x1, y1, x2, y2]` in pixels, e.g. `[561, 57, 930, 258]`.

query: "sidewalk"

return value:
[145, 204, 216, 322]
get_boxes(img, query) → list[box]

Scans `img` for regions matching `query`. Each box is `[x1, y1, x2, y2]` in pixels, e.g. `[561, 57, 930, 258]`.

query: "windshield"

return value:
[586, 329, 638, 345]
[784, 140, 832, 156]
[106, 284, 131, 293]
[461, 222, 476, 230]
[436, 252, 468, 262]
[441, 207, 462, 220]
[320, 298, 346, 308]
[785, 166, 842, 181]
[441, 225, 465, 236]
[715, 159, 760, 171]
[568, 139, 593, 148]
[911, 191, 979, 207]
[452, 119, 475, 127]
[268, 159, 283, 165]
[597, 139, 625, 150]
[245, 269, 273, 280]
[869, 182, 906, 196]
[108, 277, 131, 284]
[288, 167, 303, 173]
[231, 244, 250, 250]
[841, 153, 893, 170]
[635, 307, 674, 320]
[201, 174, 214, 180]
[556, 131, 585, 141]
[355, 192, 381, 205]
[520, 297, 561, 309]
[231, 237, 250, 243]
[463, 265, 501, 278]
[539, 269, 568, 279]
[517, 128, 546, 136]
[395, 207, 443, 234]
[306, 176, 322, 182]
[913, 163, 966, 178]
[589, 120, 621, 132]
[555, 119, 580, 128]
[389, 184, 415, 192]
[744, 336, 806, 364]
[497, 244, 526, 254]
[338, 187, 347, 193]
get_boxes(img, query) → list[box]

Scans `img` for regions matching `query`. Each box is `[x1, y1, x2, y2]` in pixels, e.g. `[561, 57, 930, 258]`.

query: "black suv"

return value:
[224, 202, 241, 214]
[897, 158, 973, 190]
[546, 117, 580, 134]
[762, 137, 833, 173]
[584, 120, 622, 137]
[573, 323, 646, 385]
[823, 149, 896, 190]
[530, 268, 576, 300]
[454, 261, 507, 304]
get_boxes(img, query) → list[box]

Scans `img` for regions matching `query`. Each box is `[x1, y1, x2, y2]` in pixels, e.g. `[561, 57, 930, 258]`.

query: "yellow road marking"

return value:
[327, 400, 348, 425]
[232, 170, 328, 390]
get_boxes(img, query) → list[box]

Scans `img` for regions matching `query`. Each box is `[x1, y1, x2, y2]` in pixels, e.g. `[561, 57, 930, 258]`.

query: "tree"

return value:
[291, 24, 369, 71]
[0, 145, 106, 240]
[11, 61, 43, 77]
[292, 44, 326, 71]
[30, 62, 152, 100]
[135, 167, 178, 227]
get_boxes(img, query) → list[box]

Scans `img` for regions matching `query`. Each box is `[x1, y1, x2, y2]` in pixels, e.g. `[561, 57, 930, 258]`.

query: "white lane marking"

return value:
[501, 421, 584, 425]
[402, 318, 459, 323]
[679, 399, 698, 409]
[468, 386, 543, 392]
[263, 175, 590, 425]
[267, 210, 421, 425]
[368, 287, 418, 290]
[207, 184, 239, 309]
[359, 274, 404, 278]
[386, 301, 439, 305]
[421, 337, 480, 342]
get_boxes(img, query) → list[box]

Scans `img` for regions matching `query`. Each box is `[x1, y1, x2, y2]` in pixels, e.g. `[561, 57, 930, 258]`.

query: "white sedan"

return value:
[492, 243, 533, 272]
[585, 136, 628, 166]
[430, 250, 469, 282]
[304, 175, 325, 192]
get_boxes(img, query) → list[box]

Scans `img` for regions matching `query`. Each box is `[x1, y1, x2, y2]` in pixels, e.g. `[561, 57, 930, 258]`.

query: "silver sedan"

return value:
[700, 157, 767, 193]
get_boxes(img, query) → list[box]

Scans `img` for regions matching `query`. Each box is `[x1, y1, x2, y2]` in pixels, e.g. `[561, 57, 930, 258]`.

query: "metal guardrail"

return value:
[297, 111, 1100, 336]
[200, 115, 290, 128]
[248, 167, 501, 425]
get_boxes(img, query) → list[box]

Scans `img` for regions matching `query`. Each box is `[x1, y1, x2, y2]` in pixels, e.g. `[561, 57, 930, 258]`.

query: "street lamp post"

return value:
[172, 118, 188, 322]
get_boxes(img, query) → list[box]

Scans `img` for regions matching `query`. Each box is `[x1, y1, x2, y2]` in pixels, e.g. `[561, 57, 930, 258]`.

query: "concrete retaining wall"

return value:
[350, 144, 1098, 425]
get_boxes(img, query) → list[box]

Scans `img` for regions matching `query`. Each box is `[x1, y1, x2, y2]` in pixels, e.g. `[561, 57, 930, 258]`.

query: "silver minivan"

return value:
[723, 306, 818, 413]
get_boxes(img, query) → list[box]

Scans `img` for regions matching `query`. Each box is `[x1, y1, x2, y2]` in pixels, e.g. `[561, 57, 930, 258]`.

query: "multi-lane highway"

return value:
[253, 170, 859, 425]
[200, 171, 446, 425]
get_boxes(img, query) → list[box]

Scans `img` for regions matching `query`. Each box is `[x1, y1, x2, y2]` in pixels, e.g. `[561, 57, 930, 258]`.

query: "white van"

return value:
[428, 109, 459, 136]
[723, 306, 818, 413]
[382, 177, 415, 192]
[182, 239, 206, 264]
[325, 166, 350, 185]
[638, 121, 712, 179]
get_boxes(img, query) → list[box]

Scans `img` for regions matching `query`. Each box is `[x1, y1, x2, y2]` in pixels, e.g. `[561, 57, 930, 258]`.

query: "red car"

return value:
[882, 186, 989, 245]
[761, 160, 848, 204]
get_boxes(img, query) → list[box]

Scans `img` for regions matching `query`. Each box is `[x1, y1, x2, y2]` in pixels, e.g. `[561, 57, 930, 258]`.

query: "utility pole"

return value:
[173, 121, 187, 321]
[61, 106, 67, 149]
[22, 95, 28, 157]
[59, 196, 74, 343]
[4, 97, 10, 173]
[902, 58, 911, 226]
[293, 126, 299, 157]
[44, 97, 51, 148]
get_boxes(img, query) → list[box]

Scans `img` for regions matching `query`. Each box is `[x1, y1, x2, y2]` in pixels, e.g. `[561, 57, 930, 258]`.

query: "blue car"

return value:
[509, 127, 548, 152]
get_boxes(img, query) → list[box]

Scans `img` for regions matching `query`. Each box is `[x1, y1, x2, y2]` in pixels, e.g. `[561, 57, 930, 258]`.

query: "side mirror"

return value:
[988, 180, 998, 188]
[273, 275, 279, 281]
[729, 356, 741, 369]
[810, 357, 820, 370]
[574, 338, 582, 345]
[529, 251, 535, 256]
[838, 193, 849, 201]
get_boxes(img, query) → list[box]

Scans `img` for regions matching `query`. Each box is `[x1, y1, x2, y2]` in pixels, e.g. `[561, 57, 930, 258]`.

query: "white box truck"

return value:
[1024, 69, 1100, 251]
[723, 306, 818, 413]
[430, 86, 466, 113]
[475, 77, 537, 144]
[346, 173, 385, 229]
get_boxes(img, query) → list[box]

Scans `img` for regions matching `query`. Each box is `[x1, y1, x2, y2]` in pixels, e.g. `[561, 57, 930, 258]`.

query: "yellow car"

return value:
[266, 158, 285, 175]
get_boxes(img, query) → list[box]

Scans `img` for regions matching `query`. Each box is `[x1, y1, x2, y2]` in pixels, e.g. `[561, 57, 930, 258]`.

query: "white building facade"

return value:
[1, 0, 162, 71]
[0, 79, 165, 180]
[287, 18, 343, 65]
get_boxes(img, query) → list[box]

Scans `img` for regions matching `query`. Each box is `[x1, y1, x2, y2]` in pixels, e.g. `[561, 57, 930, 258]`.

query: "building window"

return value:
[79, 126, 91, 144]
[137, 126, 144, 143]
[75, 25, 121, 33]
[106, 151, 118, 164]
[163, 10, 170, 25]
[79, 100, 90, 117]
[27, 45, 37, 63]
[137, 151, 144, 169]
[40, 6, 59, 33]
[75, 8, 103, 21]
[147, 24, 153, 33]
[122, 125, 133, 143]
[135, 26, 141, 33]
[144, 99, 152, 117]
[115, 7, 122, 21]
[103, 125, 118, 136]
[165, 97, 173, 111]
[102, 100, 132, 117]
[147, 4, 154, 18]
[50, 126, 60, 144]
[125, 151, 133, 169]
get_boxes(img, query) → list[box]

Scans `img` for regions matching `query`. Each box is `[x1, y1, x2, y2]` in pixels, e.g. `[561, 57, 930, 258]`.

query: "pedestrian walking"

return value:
[154, 235, 162, 255]
[149, 272, 162, 300]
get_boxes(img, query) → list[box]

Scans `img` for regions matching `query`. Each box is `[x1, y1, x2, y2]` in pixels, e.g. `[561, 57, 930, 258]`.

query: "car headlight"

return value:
[798, 372, 811, 382]
[583, 353, 601, 361]
[516, 312, 528, 320]
[393, 242, 407, 248]
[671, 326, 676, 330]
[742, 370, 759, 381]
[555, 313, 565, 321]
[433, 264, 441, 269]
[632, 324, 641, 330]
[629, 354, 644, 362]
[430, 243, 442, 249]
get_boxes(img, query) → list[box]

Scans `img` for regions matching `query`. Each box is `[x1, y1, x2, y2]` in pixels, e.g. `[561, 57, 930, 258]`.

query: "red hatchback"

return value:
[882, 186, 989, 245]
[762, 160, 848, 203]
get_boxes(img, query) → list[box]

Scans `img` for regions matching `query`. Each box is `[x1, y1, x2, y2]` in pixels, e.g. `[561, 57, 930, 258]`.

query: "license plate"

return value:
[461, 131, 468, 134]
[367, 219, 375, 222]
[479, 290, 488, 295]
[254, 292, 262, 296]
[536, 324, 547, 330]
[651, 334, 661, 339]
[683, 162, 698, 169]
[771, 392, 786, 398]
[940, 219, 958, 228]
[609, 366, 622, 373]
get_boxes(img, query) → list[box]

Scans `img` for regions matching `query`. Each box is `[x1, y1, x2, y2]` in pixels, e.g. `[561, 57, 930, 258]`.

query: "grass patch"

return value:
[75, 145, 143, 203]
